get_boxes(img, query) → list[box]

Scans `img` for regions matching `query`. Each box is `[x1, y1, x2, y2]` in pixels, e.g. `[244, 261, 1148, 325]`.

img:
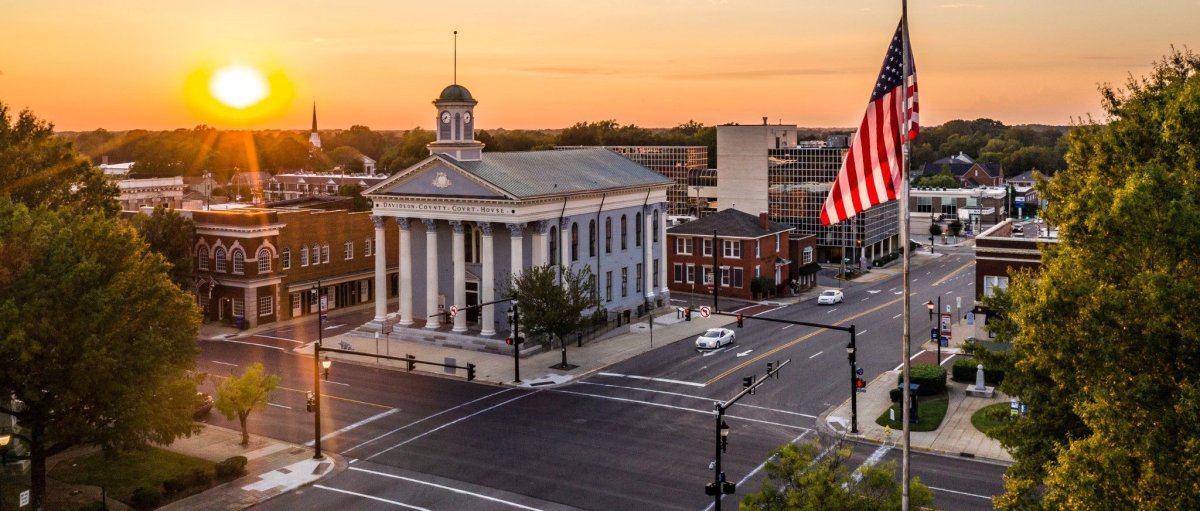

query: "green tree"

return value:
[912, 169, 960, 189]
[338, 184, 372, 212]
[131, 205, 197, 289]
[0, 200, 201, 509]
[928, 223, 942, 237]
[740, 441, 935, 510]
[948, 219, 963, 238]
[0, 103, 118, 215]
[979, 49, 1200, 510]
[214, 363, 281, 447]
[508, 265, 594, 368]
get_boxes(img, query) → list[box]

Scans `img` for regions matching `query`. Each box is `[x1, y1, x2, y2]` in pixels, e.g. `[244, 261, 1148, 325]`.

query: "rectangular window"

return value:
[755, 265, 761, 279]
[803, 247, 814, 264]
[723, 240, 741, 258]
[258, 295, 273, 316]
[653, 259, 659, 290]
[365, 239, 373, 257]
[702, 239, 713, 256]
[344, 241, 353, 260]
[606, 271, 613, 302]
[686, 264, 696, 284]
[232, 298, 244, 318]
[290, 293, 301, 313]
[198, 251, 209, 271]
[732, 268, 744, 288]
[675, 237, 691, 255]
[755, 240, 761, 258]
[984, 275, 1010, 297]
[282, 248, 291, 270]
[232, 253, 244, 274]
[621, 267, 628, 298]
[322, 245, 330, 263]
[720, 267, 731, 287]
[636, 263, 643, 293]
[776, 233, 781, 251]
[301, 247, 309, 266]
[702, 266, 713, 285]
[674, 263, 683, 283]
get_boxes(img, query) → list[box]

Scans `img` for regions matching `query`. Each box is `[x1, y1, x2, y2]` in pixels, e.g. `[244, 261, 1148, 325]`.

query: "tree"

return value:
[740, 440, 935, 510]
[508, 265, 594, 368]
[0, 103, 118, 215]
[0, 200, 201, 509]
[948, 219, 963, 238]
[977, 48, 1200, 510]
[912, 169, 961, 189]
[131, 205, 197, 289]
[214, 363, 281, 447]
[928, 223, 942, 237]
[338, 184, 372, 212]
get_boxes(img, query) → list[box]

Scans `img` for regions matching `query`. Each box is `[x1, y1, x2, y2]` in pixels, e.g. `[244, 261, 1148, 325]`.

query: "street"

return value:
[195, 247, 1005, 510]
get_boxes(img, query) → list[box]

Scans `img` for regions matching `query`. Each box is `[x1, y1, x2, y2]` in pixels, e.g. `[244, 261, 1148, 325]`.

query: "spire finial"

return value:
[311, 101, 317, 132]
[453, 30, 458, 84]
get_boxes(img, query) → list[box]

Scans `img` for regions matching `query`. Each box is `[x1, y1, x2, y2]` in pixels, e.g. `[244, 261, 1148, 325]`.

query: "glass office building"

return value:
[557, 146, 709, 215]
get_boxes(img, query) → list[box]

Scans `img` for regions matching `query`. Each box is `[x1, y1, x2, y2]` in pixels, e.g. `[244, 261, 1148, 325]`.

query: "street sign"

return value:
[699, 306, 711, 318]
[856, 367, 864, 376]
[319, 295, 328, 313]
[382, 322, 393, 334]
[966, 312, 975, 326]
[939, 312, 952, 337]
[1014, 196, 1026, 208]
[20, 490, 30, 507]
[449, 305, 459, 318]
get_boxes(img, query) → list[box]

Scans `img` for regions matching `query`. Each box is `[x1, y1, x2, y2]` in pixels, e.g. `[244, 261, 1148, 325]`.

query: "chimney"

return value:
[759, 212, 770, 230]
[762, 116, 768, 125]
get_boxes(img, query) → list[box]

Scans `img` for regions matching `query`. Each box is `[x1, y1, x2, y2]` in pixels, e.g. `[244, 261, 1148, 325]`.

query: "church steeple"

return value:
[308, 102, 321, 149]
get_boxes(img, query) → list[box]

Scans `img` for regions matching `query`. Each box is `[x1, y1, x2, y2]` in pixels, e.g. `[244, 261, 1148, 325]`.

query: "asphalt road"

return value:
[197, 249, 1005, 510]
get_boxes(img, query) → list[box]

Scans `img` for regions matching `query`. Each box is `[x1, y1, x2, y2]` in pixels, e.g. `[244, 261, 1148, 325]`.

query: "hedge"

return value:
[894, 364, 946, 396]
[216, 456, 249, 481]
[951, 357, 1004, 385]
[130, 487, 163, 510]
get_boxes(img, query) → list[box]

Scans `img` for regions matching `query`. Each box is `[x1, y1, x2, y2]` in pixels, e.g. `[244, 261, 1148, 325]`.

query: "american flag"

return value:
[820, 21, 918, 225]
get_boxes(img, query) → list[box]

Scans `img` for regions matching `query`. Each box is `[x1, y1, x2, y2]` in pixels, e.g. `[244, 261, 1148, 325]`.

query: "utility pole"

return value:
[312, 280, 325, 460]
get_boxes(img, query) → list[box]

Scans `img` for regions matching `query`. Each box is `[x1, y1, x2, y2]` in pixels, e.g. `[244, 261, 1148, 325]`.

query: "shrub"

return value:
[215, 456, 249, 481]
[896, 364, 946, 395]
[130, 487, 163, 510]
[951, 357, 1004, 385]
[162, 473, 190, 495]
[189, 467, 214, 487]
[66, 502, 107, 511]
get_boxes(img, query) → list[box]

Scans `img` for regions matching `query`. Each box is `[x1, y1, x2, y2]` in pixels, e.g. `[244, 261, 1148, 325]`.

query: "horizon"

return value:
[5, 1, 1198, 132]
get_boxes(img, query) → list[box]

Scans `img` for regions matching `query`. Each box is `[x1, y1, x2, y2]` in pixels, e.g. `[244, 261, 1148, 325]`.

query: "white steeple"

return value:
[308, 102, 321, 149]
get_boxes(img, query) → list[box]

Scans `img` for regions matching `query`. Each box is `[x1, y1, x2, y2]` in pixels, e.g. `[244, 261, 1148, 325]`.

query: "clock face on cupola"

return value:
[428, 83, 484, 161]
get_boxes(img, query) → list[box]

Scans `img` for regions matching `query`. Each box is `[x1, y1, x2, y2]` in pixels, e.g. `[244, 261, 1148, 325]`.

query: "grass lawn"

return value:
[971, 402, 1012, 437]
[50, 446, 212, 504]
[875, 393, 949, 432]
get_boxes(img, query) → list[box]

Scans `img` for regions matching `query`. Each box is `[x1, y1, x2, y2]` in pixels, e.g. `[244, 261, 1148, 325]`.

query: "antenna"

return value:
[453, 30, 458, 84]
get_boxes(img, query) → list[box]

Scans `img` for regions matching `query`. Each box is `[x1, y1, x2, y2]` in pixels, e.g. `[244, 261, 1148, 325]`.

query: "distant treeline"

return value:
[59, 117, 1067, 183]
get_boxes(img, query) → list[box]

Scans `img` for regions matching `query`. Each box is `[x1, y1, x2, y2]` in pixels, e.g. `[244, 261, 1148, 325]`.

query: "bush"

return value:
[66, 502, 107, 511]
[895, 364, 946, 396]
[162, 473, 190, 495]
[215, 456, 249, 481]
[130, 487, 163, 510]
[951, 357, 1004, 385]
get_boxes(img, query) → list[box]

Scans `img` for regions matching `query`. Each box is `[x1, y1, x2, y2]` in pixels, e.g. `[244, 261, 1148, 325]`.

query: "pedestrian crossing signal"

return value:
[685, 308, 692, 321]
[736, 313, 744, 328]
[855, 377, 866, 391]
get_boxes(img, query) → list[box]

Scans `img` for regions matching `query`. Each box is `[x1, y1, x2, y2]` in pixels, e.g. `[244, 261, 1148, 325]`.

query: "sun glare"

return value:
[209, 66, 269, 109]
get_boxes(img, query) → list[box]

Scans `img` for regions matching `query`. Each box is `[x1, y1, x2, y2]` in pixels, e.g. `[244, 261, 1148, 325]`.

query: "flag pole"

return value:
[899, 0, 913, 509]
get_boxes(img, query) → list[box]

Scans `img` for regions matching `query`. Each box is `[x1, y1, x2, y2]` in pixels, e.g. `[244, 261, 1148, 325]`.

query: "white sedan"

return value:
[817, 289, 844, 305]
[695, 328, 736, 350]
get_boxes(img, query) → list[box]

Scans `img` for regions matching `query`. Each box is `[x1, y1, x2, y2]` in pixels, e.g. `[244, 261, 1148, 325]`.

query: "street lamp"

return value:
[846, 336, 859, 433]
[311, 282, 325, 460]
[924, 300, 935, 321]
[0, 432, 10, 511]
[322, 356, 332, 380]
[719, 420, 730, 453]
[927, 297, 943, 364]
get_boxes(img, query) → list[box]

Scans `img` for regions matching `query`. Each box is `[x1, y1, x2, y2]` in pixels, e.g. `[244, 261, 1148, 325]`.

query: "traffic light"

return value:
[705, 482, 719, 496]
[406, 354, 416, 371]
[506, 337, 514, 346]
[743, 375, 755, 394]
[684, 308, 692, 321]
[736, 313, 743, 328]
[855, 377, 866, 390]
[766, 362, 773, 376]
[305, 391, 315, 413]
[467, 363, 476, 382]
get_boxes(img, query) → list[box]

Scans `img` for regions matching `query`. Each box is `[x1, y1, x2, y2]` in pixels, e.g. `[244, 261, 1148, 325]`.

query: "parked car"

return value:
[193, 392, 214, 420]
[817, 289, 844, 305]
[695, 328, 736, 350]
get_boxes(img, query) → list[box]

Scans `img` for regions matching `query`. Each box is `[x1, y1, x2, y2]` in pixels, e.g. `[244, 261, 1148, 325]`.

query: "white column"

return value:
[398, 218, 414, 326]
[532, 221, 548, 266]
[643, 208, 654, 299]
[424, 219, 440, 329]
[479, 222, 496, 336]
[450, 220, 468, 333]
[507, 223, 525, 281]
[372, 215, 388, 322]
[658, 210, 669, 294]
[560, 218, 572, 272]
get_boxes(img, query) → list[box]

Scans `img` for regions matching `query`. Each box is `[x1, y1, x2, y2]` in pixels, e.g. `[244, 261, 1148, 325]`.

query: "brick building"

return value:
[191, 206, 398, 328]
[666, 209, 795, 301]
[974, 218, 1058, 301]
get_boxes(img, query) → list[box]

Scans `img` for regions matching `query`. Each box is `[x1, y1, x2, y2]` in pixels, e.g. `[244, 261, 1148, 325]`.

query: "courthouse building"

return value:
[363, 83, 672, 339]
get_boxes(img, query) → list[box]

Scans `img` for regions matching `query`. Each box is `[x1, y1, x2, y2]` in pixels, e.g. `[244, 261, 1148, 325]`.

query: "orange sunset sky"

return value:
[3, 0, 1198, 132]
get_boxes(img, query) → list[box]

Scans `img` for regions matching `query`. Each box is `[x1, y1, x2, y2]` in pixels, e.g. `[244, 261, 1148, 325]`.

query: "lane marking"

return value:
[268, 403, 291, 409]
[892, 351, 931, 372]
[827, 308, 838, 314]
[574, 382, 817, 418]
[348, 467, 545, 510]
[553, 389, 810, 430]
[596, 372, 706, 388]
[304, 408, 401, 447]
[367, 391, 540, 460]
[736, 350, 754, 357]
[858, 330, 868, 336]
[202, 339, 286, 352]
[323, 380, 351, 387]
[927, 486, 994, 500]
[892, 313, 902, 319]
[252, 334, 301, 343]
[781, 324, 794, 330]
[809, 351, 824, 359]
[211, 361, 237, 367]
[753, 306, 785, 316]
[343, 388, 516, 454]
[931, 260, 974, 287]
[851, 444, 891, 483]
[314, 484, 432, 511]
[706, 297, 903, 385]
[860, 297, 869, 302]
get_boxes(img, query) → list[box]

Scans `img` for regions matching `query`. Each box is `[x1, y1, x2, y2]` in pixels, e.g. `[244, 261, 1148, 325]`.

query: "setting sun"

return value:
[209, 66, 269, 109]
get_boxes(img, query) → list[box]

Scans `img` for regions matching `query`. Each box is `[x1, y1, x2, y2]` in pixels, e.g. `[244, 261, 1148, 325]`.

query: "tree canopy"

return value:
[0, 200, 201, 509]
[0, 103, 117, 215]
[508, 265, 595, 347]
[131, 205, 197, 289]
[909, 118, 1068, 178]
[215, 363, 281, 447]
[972, 48, 1200, 510]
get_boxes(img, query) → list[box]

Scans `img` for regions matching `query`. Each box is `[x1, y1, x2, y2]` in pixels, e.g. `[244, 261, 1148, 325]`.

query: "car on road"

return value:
[193, 392, 214, 420]
[817, 289, 844, 305]
[695, 328, 736, 350]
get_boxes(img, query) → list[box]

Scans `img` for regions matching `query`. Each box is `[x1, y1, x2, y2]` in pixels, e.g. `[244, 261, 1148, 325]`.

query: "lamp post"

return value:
[311, 281, 325, 460]
[846, 328, 859, 433]
[925, 299, 935, 321]
[322, 356, 332, 380]
[0, 432, 10, 511]
[712, 408, 731, 511]
[926, 297, 942, 364]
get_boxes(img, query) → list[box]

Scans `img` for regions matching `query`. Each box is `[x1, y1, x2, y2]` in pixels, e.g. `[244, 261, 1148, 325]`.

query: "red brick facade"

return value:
[666, 214, 793, 301]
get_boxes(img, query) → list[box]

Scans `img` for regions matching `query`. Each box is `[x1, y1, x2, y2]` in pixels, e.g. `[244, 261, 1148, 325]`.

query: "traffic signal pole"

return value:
[708, 359, 791, 510]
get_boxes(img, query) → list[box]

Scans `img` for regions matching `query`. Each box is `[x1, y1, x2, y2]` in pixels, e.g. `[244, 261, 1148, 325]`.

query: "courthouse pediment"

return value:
[367, 158, 511, 200]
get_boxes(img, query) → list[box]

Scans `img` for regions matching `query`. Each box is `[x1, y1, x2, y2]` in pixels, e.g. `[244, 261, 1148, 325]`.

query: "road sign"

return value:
[966, 312, 975, 326]
[699, 306, 711, 318]
[20, 490, 30, 507]
[319, 295, 328, 313]
[448, 305, 459, 318]
[382, 322, 393, 334]
[1014, 196, 1026, 208]
[939, 312, 952, 337]
[856, 367, 864, 376]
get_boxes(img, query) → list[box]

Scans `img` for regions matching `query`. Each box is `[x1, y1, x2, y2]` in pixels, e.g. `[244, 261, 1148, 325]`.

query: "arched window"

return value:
[258, 248, 271, 273]
[311, 244, 320, 265]
[198, 246, 210, 271]
[214, 247, 227, 272]
[571, 222, 579, 262]
[301, 246, 309, 266]
[231, 249, 245, 274]
[466, 226, 481, 263]
[589, 219, 597, 257]
[549, 226, 558, 265]
[620, 214, 627, 250]
[653, 210, 660, 243]
[635, 212, 643, 247]
[605, 217, 612, 253]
